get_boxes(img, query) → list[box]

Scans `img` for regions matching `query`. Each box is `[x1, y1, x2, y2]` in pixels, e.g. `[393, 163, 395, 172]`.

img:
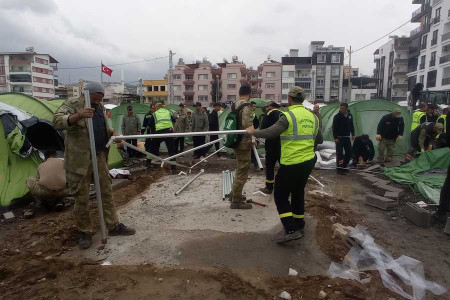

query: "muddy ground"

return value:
[0, 156, 449, 300]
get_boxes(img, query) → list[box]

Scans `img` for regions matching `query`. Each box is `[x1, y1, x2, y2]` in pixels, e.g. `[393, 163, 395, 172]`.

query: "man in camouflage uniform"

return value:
[174, 103, 190, 154]
[53, 82, 135, 250]
[230, 85, 254, 209]
[121, 105, 141, 163]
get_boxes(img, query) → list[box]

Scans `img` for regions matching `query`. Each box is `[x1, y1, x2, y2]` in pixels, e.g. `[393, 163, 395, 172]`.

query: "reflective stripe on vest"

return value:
[154, 109, 173, 131]
[437, 115, 447, 133]
[411, 111, 425, 131]
[280, 105, 318, 165]
[267, 108, 280, 116]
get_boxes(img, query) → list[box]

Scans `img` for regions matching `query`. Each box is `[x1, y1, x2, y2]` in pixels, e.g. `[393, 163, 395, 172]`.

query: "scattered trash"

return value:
[318, 290, 327, 299]
[44, 256, 52, 261]
[278, 291, 291, 300]
[252, 190, 267, 197]
[158, 278, 163, 282]
[288, 268, 298, 276]
[3, 211, 15, 223]
[416, 201, 427, 208]
[23, 209, 34, 219]
[328, 225, 447, 300]
[101, 261, 112, 266]
[109, 169, 131, 178]
[178, 171, 187, 176]
[35, 252, 42, 256]
[30, 241, 37, 248]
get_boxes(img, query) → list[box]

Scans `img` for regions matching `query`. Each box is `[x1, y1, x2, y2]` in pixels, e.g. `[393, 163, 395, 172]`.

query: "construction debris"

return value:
[404, 203, 432, 227]
[365, 194, 397, 211]
[3, 212, 15, 223]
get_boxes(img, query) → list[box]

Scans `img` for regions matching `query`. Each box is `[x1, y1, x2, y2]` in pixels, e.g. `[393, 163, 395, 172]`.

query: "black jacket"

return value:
[253, 115, 260, 129]
[426, 113, 439, 123]
[332, 112, 355, 139]
[142, 112, 154, 134]
[260, 109, 281, 150]
[376, 113, 405, 140]
[352, 136, 375, 161]
[208, 110, 219, 131]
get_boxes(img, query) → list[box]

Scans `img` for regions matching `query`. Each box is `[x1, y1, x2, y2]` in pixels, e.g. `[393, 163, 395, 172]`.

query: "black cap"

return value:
[179, 103, 185, 107]
[268, 101, 280, 108]
[195, 102, 202, 107]
[127, 105, 133, 110]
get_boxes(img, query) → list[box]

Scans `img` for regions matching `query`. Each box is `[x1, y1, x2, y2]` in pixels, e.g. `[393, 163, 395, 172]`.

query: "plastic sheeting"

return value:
[328, 225, 447, 300]
[383, 148, 450, 203]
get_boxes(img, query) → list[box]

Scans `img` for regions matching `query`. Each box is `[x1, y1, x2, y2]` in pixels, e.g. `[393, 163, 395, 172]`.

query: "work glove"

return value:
[397, 136, 402, 141]
[376, 135, 382, 141]
[421, 149, 425, 153]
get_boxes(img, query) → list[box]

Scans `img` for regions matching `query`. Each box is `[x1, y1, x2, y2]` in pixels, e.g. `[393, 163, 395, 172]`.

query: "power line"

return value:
[58, 55, 170, 70]
[344, 19, 411, 61]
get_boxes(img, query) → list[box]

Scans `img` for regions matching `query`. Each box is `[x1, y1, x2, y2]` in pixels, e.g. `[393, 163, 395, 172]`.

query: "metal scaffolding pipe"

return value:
[252, 145, 264, 170]
[222, 171, 225, 200]
[111, 130, 247, 141]
[175, 169, 205, 196]
[84, 92, 107, 244]
[163, 138, 224, 161]
[190, 146, 226, 169]
[309, 175, 325, 188]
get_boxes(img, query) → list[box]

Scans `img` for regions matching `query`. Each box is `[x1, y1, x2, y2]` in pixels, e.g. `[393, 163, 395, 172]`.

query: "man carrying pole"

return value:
[53, 82, 135, 250]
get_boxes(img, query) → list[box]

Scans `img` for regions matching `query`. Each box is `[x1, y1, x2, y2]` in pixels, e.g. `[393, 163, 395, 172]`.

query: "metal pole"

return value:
[309, 175, 325, 188]
[100, 60, 103, 83]
[122, 141, 189, 169]
[84, 92, 107, 244]
[163, 138, 224, 161]
[222, 171, 225, 200]
[111, 130, 246, 141]
[252, 145, 263, 170]
[175, 169, 204, 196]
[190, 146, 225, 169]
[347, 46, 352, 103]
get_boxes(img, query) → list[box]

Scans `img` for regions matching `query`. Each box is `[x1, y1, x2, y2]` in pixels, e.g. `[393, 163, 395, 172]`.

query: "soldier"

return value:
[376, 109, 404, 164]
[406, 122, 443, 161]
[121, 105, 141, 163]
[142, 104, 156, 168]
[191, 102, 209, 159]
[53, 82, 135, 250]
[174, 103, 189, 154]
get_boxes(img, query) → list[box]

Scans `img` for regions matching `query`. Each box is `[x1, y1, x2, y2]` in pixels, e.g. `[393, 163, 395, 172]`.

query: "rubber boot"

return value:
[230, 196, 252, 209]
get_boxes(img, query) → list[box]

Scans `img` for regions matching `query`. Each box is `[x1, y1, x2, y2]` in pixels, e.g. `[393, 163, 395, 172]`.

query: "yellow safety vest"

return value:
[411, 111, 426, 131]
[154, 108, 173, 131]
[280, 105, 318, 165]
[267, 108, 281, 116]
[437, 114, 447, 133]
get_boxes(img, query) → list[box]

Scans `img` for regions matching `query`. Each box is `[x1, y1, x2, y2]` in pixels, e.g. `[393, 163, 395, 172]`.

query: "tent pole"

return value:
[163, 138, 224, 161]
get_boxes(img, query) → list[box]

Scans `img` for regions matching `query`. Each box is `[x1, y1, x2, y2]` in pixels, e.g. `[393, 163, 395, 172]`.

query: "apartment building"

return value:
[342, 77, 378, 101]
[282, 42, 345, 104]
[407, 0, 450, 93]
[171, 57, 282, 105]
[0, 49, 58, 100]
[143, 78, 168, 104]
[343, 66, 359, 79]
[374, 36, 409, 101]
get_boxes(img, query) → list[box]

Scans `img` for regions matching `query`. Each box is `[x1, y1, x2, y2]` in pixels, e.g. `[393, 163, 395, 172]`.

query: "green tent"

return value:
[320, 100, 412, 155]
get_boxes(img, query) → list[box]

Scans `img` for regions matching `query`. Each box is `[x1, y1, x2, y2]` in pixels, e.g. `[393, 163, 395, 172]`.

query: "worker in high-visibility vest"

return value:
[148, 103, 177, 174]
[435, 106, 449, 148]
[437, 106, 448, 134]
[411, 102, 427, 131]
[247, 87, 321, 244]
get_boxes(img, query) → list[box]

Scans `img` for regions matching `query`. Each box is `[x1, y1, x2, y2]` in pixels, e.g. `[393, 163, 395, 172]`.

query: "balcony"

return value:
[442, 32, 450, 43]
[412, 4, 431, 22]
[183, 91, 194, 97]
[9, 67, 31, 74]
[183, 80, 194, 85]
[430, 59, 436, 67]
[432, 17, 440, 25]
[9, 74, 32, 83]
[432, 0, 442, 6]
[419, 63, 426, 70]
[410, 26, 421, 37]
[440, 54, 450, 64]
[394, 58, 408, 64]
[183, 69, 195, 74]
[431, 39, 437, 46]
[393, 71, 408, 76]
[442, 77, 450, 85]
[409, 47, 420, 57]
[412, 0, 423, 3]
[421, 42, 427, 50]
[392, 84, 408, 89]
[12, 86, 33, 95]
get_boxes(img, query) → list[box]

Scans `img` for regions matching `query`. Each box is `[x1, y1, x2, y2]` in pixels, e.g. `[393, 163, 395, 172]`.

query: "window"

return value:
[317, 54, 326, 63]
[0, 56, 3, 64]
[227, 84, 236, 90]
[0, 66, 4, 75]
[265, 94, 275, 100]
[266, 72, 275, 78]
[153, 86, 159, 91]
[282, 83, 294, 89]
[282, 94, 288, 100]
[426, 70, 437, 88]
[432, 30, 438, 46]
[173, 74, 181, 80]
[419, 75, 424, 84]
[317, 79, 324, 88]
[421, 35, 427, 50]
[0, 76, 5, 85]
[227, 73, 237, 79]
[330, 91, 339, 100]
[316, 66, 325, 76]
[198, 85, 208, 91]
[227, 95, 236, 101]
[331, 79, 339, 88]
[266, 83, 275, 89]
[331, 67, 340, 76]
[430, 51, 436, 67]
[295, 82, 311, 89]
[316, 91, 324, 100]
[173, 85, 181, 91]
[174, 96, 182, 102]
[331, 54, 340, 63]
[160, 86, 166, 91]
[282, 71, 294, 78]
[198, 95, 208, 101]
[436, 7, 441, 20]
[198, 74, 208, 80]
[420, 55, 426, 69]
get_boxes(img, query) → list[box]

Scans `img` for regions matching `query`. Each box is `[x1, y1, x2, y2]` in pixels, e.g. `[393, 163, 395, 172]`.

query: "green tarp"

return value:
[383, 148, 450, 203]
[320, 100, 412, 155]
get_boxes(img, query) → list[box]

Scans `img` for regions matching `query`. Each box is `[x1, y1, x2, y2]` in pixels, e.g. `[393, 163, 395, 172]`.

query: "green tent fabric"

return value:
[320, 100, 412, 155]
[109, 103, 150, 134]
[383, 148, 450, 203]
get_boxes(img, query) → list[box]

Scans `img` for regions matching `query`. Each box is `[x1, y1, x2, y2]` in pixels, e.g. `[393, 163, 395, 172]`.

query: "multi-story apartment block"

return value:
[143, 78, 168, 104]
[170, 57, 282, 105]
[282, 42, 345, 104]
[374, 36, 409, 101]
[0, 49, 58, 100]
[407, 0, 450, 93]
[343, 66, 359, 79]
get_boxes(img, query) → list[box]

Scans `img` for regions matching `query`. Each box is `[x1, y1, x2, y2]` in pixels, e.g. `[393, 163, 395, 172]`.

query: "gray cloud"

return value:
[0, 0, 57, 15]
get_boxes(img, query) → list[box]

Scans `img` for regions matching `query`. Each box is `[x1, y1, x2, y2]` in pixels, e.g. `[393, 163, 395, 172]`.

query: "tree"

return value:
[410, 83, 424, 110]
[211, 77, 222, 103]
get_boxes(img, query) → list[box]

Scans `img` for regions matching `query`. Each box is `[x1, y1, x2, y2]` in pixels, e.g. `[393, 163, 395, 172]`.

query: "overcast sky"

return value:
[0, 0, 416, 85]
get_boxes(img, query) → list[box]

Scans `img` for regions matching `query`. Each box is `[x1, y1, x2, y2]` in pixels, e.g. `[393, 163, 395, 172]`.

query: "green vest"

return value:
[280, 105, 318, 165]
[154, 108, 173, 131]
[437, 115, 447, 133]
[411, 111, 425, 131]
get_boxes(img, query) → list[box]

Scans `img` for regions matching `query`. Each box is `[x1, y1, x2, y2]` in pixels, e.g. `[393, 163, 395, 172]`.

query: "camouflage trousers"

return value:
[66, 151, 119, 233]
[26, 177, 67, 208]
[378, 139, 396, 162]
[231, 148, 251, 199]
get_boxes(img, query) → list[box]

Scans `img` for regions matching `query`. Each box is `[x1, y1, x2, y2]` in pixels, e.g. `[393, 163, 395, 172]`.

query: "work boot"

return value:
[230, 197, 252, 209]
[259, 187, 273, 195]
[276, 230, 303, 244]
[79, 232, 92, 250]
[109, 223, 136, 236]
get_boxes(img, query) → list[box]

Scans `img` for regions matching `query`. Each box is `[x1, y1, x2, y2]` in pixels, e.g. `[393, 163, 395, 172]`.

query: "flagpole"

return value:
[100, 60, 103, 83]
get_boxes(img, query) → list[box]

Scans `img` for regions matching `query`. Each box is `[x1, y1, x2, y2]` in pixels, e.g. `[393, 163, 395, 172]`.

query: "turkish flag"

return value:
[102, 64, 113, 77]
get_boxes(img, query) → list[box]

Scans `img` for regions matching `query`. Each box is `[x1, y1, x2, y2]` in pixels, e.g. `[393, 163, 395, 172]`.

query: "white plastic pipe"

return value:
[175, 169, 205, 196]
[252, 145, 264, 170]
[112, 130, 247, 141]
[309, 175, 325, 188]
[163, 138, 224, 161]
[84, 92, 107, 244]
[190, 146, 226, 169]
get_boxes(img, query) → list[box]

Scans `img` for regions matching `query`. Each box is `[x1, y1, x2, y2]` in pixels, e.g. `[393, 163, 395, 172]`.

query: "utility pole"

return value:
[100, 60, 103, 84]
[168, 50, 174, 104]
[347, 46, 352, 103]
[139, 78, 143, 104]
